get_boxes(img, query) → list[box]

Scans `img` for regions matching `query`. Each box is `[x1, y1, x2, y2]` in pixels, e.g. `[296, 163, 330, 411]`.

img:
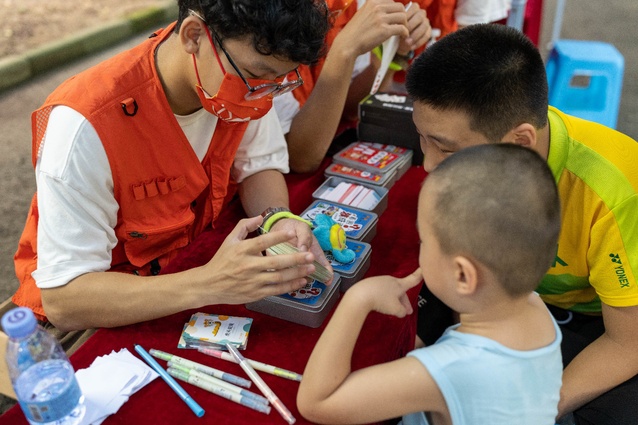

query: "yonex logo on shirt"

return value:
[610, 253, 630, 288]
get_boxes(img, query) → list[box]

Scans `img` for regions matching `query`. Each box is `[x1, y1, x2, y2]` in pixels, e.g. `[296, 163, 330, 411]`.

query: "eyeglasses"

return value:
[208, 27, 303, 100]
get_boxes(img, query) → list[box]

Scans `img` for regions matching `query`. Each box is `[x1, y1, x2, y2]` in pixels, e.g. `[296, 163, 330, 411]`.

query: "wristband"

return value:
[260, 209, 312, 233]
[371, 45, 408, 71]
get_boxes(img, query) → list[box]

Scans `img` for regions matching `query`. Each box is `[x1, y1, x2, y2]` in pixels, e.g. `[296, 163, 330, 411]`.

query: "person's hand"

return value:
[197, 216, 317, 304]
[270, 217, 335, 285]
[397, 3, 430, 56]
[349, 268, 423, 317]
[332, 0, 410, 60]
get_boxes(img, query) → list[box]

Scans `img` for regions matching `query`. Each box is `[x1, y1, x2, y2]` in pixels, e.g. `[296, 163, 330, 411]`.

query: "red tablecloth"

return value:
[2, 161, 427, 425]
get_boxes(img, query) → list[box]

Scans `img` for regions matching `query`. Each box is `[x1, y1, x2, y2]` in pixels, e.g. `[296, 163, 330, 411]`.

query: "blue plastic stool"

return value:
[546, 39, 624, 129]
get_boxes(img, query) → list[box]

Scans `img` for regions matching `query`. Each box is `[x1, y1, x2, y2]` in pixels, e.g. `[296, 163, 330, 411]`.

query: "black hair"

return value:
[406, 24, 548, 141]
[176, 0, 329, 65]
[424, 143, 561, 296]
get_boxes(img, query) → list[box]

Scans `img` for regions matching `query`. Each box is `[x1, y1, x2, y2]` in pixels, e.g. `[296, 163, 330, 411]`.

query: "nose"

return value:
[421, 142, 443, 173]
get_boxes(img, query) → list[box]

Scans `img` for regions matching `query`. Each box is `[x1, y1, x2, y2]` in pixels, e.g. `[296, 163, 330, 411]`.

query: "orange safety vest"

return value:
[13, 24, 249, 320]
[420, 0, 458, 38]
[292, 0, 456, 109]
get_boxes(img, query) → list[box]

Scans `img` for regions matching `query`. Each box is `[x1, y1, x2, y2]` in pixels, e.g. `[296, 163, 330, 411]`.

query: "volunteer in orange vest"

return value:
[276, 0, 512, 174]
[276, 0, 431, 173]
[11, 0, 333, 333]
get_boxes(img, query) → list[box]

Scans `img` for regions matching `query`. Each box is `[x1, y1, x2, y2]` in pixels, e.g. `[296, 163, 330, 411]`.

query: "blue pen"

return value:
[134, 344, 205, 417]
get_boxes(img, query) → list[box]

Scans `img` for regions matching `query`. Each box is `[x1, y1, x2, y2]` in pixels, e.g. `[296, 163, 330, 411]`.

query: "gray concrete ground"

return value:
[0, 1, 637, 305]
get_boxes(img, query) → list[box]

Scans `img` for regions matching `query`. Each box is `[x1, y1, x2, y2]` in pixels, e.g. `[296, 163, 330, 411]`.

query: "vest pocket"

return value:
[123, 210, 195, 267]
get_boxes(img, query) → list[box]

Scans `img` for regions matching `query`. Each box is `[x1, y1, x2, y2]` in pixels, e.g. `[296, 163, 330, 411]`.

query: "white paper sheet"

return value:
[75, 348, 158, 425]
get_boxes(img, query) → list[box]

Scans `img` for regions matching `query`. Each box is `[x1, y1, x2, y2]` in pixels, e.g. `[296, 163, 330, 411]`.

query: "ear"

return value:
[501, 123, 537, 149]
[179, 15, 206, 55]
[453, 256, 478, 296]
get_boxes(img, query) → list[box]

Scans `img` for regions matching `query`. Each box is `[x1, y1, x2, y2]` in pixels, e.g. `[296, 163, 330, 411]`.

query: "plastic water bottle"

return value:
[2, 307, 85, 425]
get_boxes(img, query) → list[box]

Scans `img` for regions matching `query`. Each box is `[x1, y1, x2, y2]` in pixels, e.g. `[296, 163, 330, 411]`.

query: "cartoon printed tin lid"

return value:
[266, 274, 341, 311]
[301, 200, 378, 241]
[329, 240, 372, 278]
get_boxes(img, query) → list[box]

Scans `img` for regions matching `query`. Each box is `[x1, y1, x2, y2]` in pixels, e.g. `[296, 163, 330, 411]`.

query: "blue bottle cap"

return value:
[1, 307, 37, 338]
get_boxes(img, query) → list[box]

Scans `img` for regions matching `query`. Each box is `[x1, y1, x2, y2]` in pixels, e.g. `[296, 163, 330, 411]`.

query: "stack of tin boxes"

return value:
[300, 200, 376, 292]
[246, 118, 415, 327]
[310, 141, 412, 292]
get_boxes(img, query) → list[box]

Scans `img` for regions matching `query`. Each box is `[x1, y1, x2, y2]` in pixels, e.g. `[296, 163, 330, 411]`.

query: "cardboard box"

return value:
[358, 92, 423, 165]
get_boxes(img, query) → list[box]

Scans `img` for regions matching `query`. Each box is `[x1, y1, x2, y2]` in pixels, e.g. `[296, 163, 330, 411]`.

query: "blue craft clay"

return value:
[312, 213, 355, 264]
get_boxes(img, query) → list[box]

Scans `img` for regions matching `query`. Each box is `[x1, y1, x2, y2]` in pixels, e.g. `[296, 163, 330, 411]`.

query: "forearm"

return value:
[41, 268, 208, 331]
[287, 48, 358, 173]
[298, 287, 370, 408]
[559, 332, 638, 415]
[238, 170, 289, 216]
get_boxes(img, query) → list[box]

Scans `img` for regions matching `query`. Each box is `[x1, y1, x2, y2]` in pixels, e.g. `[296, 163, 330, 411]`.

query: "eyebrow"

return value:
[416, 129, 459, 149]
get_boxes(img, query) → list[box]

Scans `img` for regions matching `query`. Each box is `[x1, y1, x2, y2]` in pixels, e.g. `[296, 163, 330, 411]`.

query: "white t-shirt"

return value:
[32, 105, 289, 289]
[455, 0, 511, 26]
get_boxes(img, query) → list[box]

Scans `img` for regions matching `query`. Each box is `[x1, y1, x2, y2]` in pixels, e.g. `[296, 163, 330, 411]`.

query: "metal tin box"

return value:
[393, 149, 413, 181]
[245, 276, 341, 328]
[324, 162, 397, 190]
[312, 176, 389, 216]
[332, 141, 410, 177]
[330, 240, 372, 292]
[300, 200, 378, 243]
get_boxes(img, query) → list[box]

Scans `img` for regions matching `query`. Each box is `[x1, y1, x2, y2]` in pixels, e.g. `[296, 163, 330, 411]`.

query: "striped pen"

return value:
[167, 362, 268, 405]
[197, 346, 303, 382]
[150, 348, 252, 388]
[168, 364, 271, 415]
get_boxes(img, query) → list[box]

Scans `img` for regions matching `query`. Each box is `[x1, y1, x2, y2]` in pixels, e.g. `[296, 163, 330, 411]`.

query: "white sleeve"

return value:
[232, 108, 290, 183]
[273, 91, 301, 135]
[455, 0, 511, 26]
[32, 106, 118, 288]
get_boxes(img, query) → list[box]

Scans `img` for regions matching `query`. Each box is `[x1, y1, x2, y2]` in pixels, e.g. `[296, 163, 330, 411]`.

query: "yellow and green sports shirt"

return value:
[537, 107, 638, 314]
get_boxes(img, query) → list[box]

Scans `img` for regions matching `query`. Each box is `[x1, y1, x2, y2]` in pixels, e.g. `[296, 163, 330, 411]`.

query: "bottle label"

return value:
[17, 371, 82, 422]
